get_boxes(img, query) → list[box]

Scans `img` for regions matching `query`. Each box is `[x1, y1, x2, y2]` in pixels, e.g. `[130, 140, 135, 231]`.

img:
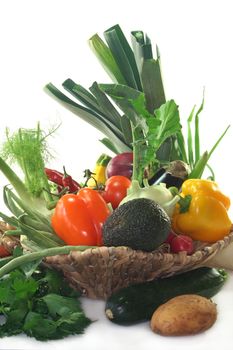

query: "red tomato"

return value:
[170, 234, 194, 254]
[104, 176, 131, 209]
[0, 245, 11, 257]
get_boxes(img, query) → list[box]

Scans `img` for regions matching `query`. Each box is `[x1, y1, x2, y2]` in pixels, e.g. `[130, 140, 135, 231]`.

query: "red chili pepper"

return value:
[62, 167, 81, 193]
[44, 168, 64, 187]
[45, 167, 81, 193]
[51, 188, 110, 246]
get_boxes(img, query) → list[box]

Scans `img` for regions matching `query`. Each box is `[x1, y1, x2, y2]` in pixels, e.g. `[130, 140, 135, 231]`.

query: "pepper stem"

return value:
[63, 166, 69, 178]
[178, 195, 192, 213]
[83, 169, 98, 188]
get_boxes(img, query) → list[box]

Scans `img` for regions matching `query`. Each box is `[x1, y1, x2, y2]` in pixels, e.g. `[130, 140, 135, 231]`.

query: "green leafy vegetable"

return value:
[0, 267, 91, 341]
[99, 83, 182, 183]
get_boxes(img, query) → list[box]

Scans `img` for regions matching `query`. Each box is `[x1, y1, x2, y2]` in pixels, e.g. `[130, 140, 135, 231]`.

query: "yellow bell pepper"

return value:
[87, 154, 111, 188]
[172, 179, 232, 242]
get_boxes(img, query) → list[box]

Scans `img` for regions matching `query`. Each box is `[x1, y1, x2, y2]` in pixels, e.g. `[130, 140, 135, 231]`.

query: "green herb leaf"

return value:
[0, 266, 91, 341]
[154, 100, 182, 146]
[42, 293, 81, 317]
[23, 311, 57, 340]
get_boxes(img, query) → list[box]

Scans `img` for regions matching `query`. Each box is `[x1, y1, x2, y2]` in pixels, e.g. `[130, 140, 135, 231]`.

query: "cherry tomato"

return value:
[0, 245, 11, 257]
[170, 234, 194, 254]
[104, 176, 131, 209]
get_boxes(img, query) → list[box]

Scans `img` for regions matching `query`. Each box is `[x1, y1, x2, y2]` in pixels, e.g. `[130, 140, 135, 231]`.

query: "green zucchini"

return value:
[105, 267, 228, 325]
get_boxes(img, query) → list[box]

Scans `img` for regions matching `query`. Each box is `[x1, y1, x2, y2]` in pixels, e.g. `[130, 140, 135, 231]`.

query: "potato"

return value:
[150, 294, 217, 336]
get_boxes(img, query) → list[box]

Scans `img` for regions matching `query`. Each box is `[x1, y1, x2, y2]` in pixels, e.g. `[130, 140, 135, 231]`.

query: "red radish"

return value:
[165, 231, 177, 244]
[106, 152, 133, 179]
[170, 234, 194, 254]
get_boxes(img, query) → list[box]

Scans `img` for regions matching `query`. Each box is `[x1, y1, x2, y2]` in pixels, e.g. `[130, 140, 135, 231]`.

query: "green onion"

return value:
[194, 90, 205, 163]
[0, 246, 97, 278]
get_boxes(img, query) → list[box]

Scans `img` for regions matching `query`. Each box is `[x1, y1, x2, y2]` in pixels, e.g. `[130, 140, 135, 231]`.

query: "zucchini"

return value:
[105, 267, 228, 325]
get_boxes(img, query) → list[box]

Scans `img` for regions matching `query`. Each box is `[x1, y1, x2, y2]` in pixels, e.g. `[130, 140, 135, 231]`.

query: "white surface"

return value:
[0, 0, 233, 349]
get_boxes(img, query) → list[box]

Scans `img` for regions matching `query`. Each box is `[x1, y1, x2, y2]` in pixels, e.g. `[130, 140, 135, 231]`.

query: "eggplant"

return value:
[149, 160, 190, 189]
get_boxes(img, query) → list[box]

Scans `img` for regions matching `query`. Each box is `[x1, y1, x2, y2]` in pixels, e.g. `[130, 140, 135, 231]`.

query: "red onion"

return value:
[106, 152, 133, 179]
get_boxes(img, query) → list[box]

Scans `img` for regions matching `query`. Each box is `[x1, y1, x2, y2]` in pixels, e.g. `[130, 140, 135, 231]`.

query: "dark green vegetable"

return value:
[0, 266, 92, 341]
[103, 198, 171, 252]
[105, 267, 228, 325]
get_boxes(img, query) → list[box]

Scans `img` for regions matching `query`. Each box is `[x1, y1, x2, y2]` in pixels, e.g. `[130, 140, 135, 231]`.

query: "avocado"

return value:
[102, 198, 171, 252]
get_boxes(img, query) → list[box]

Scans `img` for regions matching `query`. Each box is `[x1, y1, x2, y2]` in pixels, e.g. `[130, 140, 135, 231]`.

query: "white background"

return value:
[0, 0, 233, 349]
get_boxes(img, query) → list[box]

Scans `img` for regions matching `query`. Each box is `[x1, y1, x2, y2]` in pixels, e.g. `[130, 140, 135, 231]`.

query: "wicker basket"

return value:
[45, 229, 233, 299]
[1, 221, 232, 300]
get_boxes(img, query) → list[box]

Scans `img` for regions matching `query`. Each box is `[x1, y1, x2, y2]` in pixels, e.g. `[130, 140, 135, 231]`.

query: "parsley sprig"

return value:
[0, 266, 92, 341]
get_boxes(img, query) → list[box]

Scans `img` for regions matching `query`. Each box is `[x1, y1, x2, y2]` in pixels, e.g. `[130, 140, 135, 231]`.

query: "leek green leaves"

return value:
[44, 24, 230, 182]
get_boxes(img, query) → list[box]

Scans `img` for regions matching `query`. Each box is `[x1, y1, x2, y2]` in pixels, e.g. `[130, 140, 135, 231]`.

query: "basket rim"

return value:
[46, 228, 233, 269]
[63, 227, 233, 256]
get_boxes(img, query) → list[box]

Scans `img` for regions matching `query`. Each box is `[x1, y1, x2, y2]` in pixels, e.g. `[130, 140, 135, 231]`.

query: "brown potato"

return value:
[150, 294, 217, 336]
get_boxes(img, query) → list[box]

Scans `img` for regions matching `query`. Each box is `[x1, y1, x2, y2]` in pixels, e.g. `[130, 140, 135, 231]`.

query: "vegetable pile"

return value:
[0, 24, 232, 341]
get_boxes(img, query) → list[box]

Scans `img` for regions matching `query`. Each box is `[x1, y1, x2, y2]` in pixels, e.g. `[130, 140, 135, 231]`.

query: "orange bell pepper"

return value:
[51, 188, 110, 246]
[172, 179, 232, 242]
